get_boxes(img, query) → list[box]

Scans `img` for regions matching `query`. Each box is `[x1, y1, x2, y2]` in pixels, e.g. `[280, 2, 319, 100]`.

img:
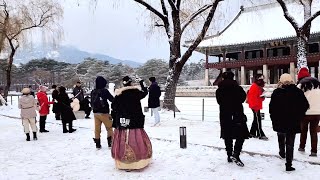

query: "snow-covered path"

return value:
[1, 96, 320, 179]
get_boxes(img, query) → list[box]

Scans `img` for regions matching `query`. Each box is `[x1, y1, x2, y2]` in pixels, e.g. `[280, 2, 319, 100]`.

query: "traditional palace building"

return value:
[193, 2, 320, 85]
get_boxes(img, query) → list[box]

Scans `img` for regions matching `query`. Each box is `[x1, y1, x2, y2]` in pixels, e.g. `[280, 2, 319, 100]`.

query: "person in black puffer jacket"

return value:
[91, 76, 114, 149]
[216, 71, 249, 167]
[111, 76, 152, 171]
[269, 73, 309, 171]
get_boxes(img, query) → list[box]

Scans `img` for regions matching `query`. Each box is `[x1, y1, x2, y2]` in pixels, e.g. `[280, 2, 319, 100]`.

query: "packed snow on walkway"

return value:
[0, 95, 320, 179]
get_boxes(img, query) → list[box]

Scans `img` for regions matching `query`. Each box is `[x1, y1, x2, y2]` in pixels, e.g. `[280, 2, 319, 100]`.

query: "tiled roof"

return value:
[197, 2, 320, 48]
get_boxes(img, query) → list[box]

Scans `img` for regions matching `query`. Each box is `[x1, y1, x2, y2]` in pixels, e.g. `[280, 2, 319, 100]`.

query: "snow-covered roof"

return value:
[197, 2, 320, 48]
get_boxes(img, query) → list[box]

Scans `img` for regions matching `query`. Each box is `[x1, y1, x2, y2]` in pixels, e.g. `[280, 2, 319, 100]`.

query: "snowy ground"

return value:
[0, 96, 320, 179]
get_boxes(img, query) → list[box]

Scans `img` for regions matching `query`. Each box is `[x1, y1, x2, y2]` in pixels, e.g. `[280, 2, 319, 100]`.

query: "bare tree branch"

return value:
[180, 0, 223, 65]
[276, 0, 299, 33]
[167, 0, 177, 11]
[176, 0, 181, 10]
[160, 0, 168, 17]
[133, 0, 167, 22]
[181, 4, 213, 33]
[301, 10, 320, 34]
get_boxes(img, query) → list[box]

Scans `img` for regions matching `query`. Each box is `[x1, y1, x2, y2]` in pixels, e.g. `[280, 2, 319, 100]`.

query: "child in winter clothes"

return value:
[19, 88, 39, 141]
[247, 74, 268, 140]
[297, 67, 320, 157]
[37, 85, 53, 133]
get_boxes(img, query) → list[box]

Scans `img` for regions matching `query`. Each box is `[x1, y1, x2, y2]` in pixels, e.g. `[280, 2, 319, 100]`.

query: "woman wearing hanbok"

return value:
[111, 76, 152, 171]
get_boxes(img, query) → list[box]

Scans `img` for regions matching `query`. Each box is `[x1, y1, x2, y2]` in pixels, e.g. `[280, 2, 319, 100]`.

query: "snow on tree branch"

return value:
[180, 0, 223, 66]
[176, 0, 181, 10]
[302, 10, 320, 33]
[181, 4, 213, 33]
[276, 0, 300, 33]
[133, 0, 167, 23]
[167, 0, 177, 11]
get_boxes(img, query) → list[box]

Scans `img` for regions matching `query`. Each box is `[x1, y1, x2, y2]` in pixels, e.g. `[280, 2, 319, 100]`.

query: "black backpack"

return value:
[91, 89, 106, 111]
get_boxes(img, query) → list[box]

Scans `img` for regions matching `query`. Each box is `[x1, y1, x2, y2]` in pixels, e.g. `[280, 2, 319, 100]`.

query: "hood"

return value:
[96, 76, 107, 89]
[115, 86, 141, 96]
[20, 95, 35, 107]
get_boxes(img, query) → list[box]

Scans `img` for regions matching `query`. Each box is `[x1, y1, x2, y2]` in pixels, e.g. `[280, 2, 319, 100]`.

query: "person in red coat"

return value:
[247, 74, 268, 140]
[37, 85, 53, 133]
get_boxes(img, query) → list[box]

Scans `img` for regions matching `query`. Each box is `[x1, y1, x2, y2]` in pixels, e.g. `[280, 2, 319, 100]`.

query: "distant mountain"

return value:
[14, 45, 142, 67]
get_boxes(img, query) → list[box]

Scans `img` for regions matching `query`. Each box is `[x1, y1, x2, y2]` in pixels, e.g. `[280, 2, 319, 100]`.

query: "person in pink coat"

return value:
[37, 85, 53, 133]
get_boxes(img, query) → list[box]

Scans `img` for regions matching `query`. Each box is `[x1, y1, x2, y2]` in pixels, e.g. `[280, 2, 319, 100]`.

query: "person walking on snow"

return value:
[216, 71, 249, 167]
[148, 77, 161, 126]
[269, 73, 309, 171]
[0, 93, 7, 106]
[19, 88, 39, 141]
[111, 76, 152, 171]
[296, 67, 320, 157]
[247, 74, 268, 140]
[37, 85, 53, 133]
[91, 76, 114, 149]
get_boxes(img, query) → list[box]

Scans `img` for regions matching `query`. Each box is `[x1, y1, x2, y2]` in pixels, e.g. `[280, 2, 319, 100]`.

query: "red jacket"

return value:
[37, 91, 53, 116]
[247, 82, 265, 112]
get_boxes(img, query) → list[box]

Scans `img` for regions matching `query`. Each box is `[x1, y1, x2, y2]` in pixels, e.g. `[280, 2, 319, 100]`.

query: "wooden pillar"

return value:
[314, 65, 318, 79]
[241, 66, 246, 85]
[204, 50, 210, 86]
[273, 66, 279, 83]
[290, 62, 295, 82]
[263, 64, 268, 84]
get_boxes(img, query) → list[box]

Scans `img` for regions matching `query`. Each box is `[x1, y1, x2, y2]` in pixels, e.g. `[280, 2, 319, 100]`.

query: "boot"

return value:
[26, 133, 30, 141]
[68, 121, 76, 133]
[62, 121, 68, 133]
[231, 152, 244, 167]
[227, 156, 232, 163]
[107, 136, 112, 148]
[33, 132, 37, 140]
[93, 138, 101, 149]
[285, 163, 295, 171]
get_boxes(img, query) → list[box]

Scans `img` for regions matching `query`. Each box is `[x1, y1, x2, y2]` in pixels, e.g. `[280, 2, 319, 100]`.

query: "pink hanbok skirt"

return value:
[111, 128, 152, 170]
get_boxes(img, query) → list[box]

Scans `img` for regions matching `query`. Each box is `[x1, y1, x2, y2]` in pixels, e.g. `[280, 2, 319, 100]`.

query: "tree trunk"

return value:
[163, 55, 182, 110]
[297, 35, 308, 69]
[4, 50, 16, 98]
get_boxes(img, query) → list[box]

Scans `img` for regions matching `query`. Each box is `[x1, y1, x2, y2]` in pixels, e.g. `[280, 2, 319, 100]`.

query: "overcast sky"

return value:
[60, 0, 253, 63]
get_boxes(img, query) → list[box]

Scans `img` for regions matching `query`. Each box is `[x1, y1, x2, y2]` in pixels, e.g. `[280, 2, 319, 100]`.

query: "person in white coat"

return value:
[297, 68, 320, 157]
[18, 88, 39, 141]
[0, 92, 7, 106]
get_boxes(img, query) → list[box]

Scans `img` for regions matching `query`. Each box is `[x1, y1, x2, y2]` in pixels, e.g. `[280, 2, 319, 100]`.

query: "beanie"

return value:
[279, 73, 293, 83]
[298, 67, 310, 81]
[21, 88, 31, 95]
[39, 85, 48, 92]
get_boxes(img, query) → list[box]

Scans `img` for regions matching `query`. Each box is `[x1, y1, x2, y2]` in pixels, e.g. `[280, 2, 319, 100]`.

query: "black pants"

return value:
[62, 119, 73, 131]
[55, 113, 61, 120]
[250, 110, 265, 137]
[39, 116, 47, 131]
[84, 107, 91, 117]
[224, 138, 245, 156]
[277, 132, 296, 166]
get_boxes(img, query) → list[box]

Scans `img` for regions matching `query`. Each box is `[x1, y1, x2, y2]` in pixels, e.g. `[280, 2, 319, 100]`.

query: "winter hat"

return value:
[279, 73, 294, 84]
[122, 76, 132, 86]
[149, 77, 156, 82]
[95, 76, 108, 89]
[298, 67, 310, 81]
[39, 85, 48, 92]
[21, 88, 31, 95]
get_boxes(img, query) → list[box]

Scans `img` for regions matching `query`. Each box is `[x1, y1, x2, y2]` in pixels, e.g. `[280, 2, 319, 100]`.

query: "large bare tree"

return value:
[0, 0, 63, 98]
[276, 0, 320, 69]
[119, 0, 224, 110]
